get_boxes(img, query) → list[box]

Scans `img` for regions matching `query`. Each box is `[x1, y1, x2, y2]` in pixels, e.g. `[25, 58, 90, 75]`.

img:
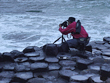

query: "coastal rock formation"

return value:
[0, 37, 110, 83]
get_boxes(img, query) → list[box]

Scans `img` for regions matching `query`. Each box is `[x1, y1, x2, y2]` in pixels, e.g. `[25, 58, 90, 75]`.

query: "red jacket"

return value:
[59, 22, 88, 38]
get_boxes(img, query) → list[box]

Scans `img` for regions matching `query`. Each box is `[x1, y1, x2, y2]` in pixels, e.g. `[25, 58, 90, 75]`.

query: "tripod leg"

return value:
[53, 36, 62, 44]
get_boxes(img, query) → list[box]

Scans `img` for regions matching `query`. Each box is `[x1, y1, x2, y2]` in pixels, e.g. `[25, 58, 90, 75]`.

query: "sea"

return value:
[0, 0, 110, 53]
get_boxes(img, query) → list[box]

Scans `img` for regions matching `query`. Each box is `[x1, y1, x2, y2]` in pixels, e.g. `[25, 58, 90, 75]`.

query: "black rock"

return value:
[100, 64, 110, 81]
[15, 62, 30, 72]
[96, 45, 108, 51]
[76, 58, 93, 70]
[24, 52, 40, 57]
[34, 46, 42, 51]
[62, 66, 75, 71]
[29, 56, 45, 62]
[102, 51, 110, 57]
[93, 56, 104, 63]
[106, 78, 110, 83]
[70, 75, 89, 83]
[23, 46, 36, 53]
[11, 72, 33, 83]
[88, 64, 100, 74]
[30, 62, 48, 72]
[95, 41, 105, 45]
[93, 50, 102, 56]
[103, 37, 110, 43]
[57, 52, 71, 60]
[104, 43, 110, 48]
[27, 78, 46, 83]
[89, 75, 104, 83]
[2, 52, 14, 62]
[0, 53, 3, 62]
[59, 70, 78, 81]
[48, 63, 61, 71]
[59, 60, 76, 67]
[14, 57, 28, 63]
[10, 50, 24, 58]
[45, 57, 59, 63]
[102, 56, 110, 63]
[0, 71, 14, 78]
[0, 78, 11, 83]
[3, 62, 16, 71]
[76, 51, 92, 59]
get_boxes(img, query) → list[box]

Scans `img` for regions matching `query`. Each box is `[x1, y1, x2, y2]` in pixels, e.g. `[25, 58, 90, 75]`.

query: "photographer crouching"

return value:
[59, 17, 89, 51]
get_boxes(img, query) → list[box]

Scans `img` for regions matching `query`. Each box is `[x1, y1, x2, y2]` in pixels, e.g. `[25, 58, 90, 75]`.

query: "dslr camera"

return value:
[61, 21, 68, 27]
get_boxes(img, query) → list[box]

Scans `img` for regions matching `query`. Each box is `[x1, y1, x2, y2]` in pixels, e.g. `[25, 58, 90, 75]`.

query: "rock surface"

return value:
[0, 37, 110, 83]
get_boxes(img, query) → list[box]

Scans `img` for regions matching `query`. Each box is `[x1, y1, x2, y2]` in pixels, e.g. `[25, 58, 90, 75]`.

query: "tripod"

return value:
[53, 35, 66, 44]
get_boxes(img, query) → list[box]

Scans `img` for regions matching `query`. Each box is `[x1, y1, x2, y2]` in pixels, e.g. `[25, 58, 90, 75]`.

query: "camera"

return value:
[61, 21, 68, 27]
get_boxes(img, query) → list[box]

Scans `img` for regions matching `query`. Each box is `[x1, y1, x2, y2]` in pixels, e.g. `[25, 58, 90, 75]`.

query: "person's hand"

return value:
[59, 24, 62, 27]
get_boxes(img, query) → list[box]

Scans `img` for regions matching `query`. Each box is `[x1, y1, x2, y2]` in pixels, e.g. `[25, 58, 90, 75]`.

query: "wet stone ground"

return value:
[0, 37, 110, 83]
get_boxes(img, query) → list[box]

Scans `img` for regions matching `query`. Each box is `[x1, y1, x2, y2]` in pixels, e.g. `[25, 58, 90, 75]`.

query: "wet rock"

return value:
[45, 78, 68, 83]
[88, 41, 98, 49]
[106, 78, 110, 83]
[80, 69, 96, 75]
[76, 51, 92, 59]
[43, 44, 58, 56]
[104, 43, 110, 48]
[0, 53, 3, 62]
[34, 46, 42, 51]
[29, 56, 45, 62]
[23, 46, 36, 53]
[14, 57, 28, 63]
[27, 78, 46, 83]
[76, 58, 93, 70]
[45, 57, 59, 63]
[96, 45, 108, 51]
[102, 51, 110, 57]
[34, 72, 48, 78]
[59, 70, 78, 81]
[47, 70, 59, 78]
[0, 66, 2, 72]
[70, 74, 89, 83]
[48, 63, 61, 71]
[15, 62, 30, 72]
[93, 56, 104, 63]
[93, 50, 102, 56]
[95, 41, 105, 45]
[10, 50, 24, 58]
[0, 78, 11, 83]
[57, 52, 71, 60]
[24, 52, 40, 57]
[59, 60, 76, 67]
[89, 75, 104, 83]
[11, 72, 33, 83]
[71, 56, 81, 62]
[2, 52, 14, 62]
[88, 64, 100, 74]
[3, 62, 16, 71]
[30, 62, 48, 72]
[100, 64, 110, 81]
[103, 37, 110, 43]
[0, 71, 14, 78]
[62, 66, 75, 71]
[102, 56, 110, 63]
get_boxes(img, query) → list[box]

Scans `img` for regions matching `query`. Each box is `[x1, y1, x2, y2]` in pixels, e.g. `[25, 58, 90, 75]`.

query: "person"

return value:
[59, 17, 89, 49]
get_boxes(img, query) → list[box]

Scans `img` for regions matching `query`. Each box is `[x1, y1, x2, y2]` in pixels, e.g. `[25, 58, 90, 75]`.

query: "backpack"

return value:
[71, 20, 81, 34]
